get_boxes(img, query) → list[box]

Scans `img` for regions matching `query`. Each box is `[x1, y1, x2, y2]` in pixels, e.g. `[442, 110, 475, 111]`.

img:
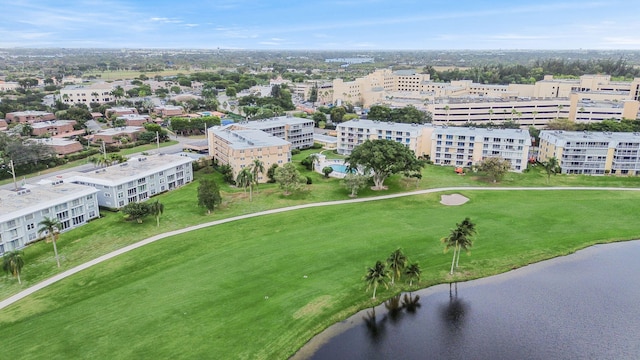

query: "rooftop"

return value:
[58, 154, 193, 186]
[212, 125, 290, 149]
[96, 126, 144, 135]
[541, 130, 640, 143]
[0, 181, 98, 222]
[31, 120, 76, 129]
[237, 116, 313, 130]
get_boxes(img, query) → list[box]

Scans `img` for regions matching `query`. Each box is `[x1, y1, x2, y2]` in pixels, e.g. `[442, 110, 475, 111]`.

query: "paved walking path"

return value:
[2, 186, 639, 311]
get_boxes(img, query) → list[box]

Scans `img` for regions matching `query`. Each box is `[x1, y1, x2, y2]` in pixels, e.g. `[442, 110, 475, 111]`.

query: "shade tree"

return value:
[197, 178, 222, 214]
[346, 139, 424, 190]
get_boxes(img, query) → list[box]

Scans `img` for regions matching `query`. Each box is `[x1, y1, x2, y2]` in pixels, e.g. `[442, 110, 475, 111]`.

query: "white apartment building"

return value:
[336, 119, 434, 157]
[59, 154, 194, 209]
[59, 83, 115, 104]
[237, 116, 315, 149]
[432, 127, 531, 172]
[539, 130, 640, 176]
[0, 180, 99, 255]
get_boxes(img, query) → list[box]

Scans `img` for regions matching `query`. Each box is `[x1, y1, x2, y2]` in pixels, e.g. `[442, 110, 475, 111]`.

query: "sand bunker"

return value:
[440, 194, 469, 206]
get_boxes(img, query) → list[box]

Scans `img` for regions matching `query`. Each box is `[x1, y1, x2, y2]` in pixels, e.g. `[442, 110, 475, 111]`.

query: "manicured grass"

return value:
[1, 190, 640, 359]
[2, 159, 640, 358]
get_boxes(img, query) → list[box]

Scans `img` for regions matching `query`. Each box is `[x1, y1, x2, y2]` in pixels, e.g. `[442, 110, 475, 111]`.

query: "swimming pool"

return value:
[329, 164, 349, 174]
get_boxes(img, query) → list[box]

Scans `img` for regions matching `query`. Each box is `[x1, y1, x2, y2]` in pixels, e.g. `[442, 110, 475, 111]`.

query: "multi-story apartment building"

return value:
[208, 124, 291, 183]
[237, 116, 315, 150]
[5, 111, 55, 124]
[432, 127, 531, 172]
[337, 119, 530, 172]
[60, 154, 194, 209]
[427, 98, 571, 127]
[538, 130, 640, 175]
[0, 180, 99, 255]
[59, 83, 114, 105]
[336, 119, 434, 157]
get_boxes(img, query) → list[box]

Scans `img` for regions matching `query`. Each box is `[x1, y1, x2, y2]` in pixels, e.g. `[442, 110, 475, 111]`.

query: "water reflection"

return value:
[440, 283, 468, 330]
[362, 293, 423, 344]
[363, 306, 387, 343]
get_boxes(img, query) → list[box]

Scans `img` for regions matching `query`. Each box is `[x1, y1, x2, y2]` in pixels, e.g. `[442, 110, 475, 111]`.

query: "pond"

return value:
[294, 241, 640, 360]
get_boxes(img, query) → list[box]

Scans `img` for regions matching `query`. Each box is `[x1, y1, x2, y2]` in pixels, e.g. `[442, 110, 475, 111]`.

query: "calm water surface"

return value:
[295, 241, 640, 360]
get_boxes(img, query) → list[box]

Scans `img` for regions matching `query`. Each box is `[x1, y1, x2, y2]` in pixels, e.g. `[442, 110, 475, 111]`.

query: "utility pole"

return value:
[7, 159, 18, 190]
[156, 131, 160, 150]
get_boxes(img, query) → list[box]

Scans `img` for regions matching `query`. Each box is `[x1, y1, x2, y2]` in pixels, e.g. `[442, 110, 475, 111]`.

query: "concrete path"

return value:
[2, 186, 639, 311]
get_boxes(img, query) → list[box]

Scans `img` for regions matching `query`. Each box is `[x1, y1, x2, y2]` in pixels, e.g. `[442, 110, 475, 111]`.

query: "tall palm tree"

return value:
[251, 159, 265, 191]
[149, 200, 164, 227]
[236, 167, 254, 202]
[2, 250, 25, 284]
[454, 217, 477, 268]
[405, 263, 421, 287]
[38, 217, 62, 268]
[387, 248, 408, 285]
[543, 157, 560, 183]
[442, 228, 464, 275]
[364, 260, 389, 299]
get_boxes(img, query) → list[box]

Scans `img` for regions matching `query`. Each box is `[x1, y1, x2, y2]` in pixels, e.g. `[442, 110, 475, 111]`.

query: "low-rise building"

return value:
[31, 138, 84, 156]
[93, 126, 144, 144]
[5, 111, 55, 124]
[0, 180, 99, 255]
[209, 124, 291, 183]
[117, 114, 152, 127]
[154, 105, 184, 117]
[59, 154, 194, 209]
[31, 120, 77, 137]
[538, 130, 640, 175]
[106, 107, 138, 118]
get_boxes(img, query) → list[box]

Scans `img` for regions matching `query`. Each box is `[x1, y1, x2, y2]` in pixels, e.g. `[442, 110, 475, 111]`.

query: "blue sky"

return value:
[1, 0, 639, 50]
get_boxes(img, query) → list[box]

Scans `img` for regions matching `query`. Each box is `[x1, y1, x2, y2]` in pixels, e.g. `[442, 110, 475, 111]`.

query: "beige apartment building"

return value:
[237, 116, 315, 150]
[59, 83, 115, 104]
[208, 124, 291, 183]
[538, 130, 640, 175]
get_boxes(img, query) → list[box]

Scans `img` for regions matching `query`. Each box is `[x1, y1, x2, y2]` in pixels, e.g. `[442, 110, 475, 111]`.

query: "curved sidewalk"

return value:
[1, 186, 638, 311]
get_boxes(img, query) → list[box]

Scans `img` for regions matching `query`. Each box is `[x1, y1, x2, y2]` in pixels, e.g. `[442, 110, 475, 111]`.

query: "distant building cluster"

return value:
[331, 71, 640, 127]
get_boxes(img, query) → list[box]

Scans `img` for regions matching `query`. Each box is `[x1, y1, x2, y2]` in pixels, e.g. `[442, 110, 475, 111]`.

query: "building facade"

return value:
[31, 120, 77, 137]
[61, 154, 194, 209]
[208, 124, 291, 183]
[0, 180, 99, 255]
[538, 130, 640, 175]
[336, 119, 434, 157]
[431, 127, 531, 172]
[59, 83, 115, 105]
[5, 111, 56, 124]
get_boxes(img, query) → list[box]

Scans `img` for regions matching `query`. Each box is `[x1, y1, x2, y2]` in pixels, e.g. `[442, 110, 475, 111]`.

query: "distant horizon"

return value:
[2, 47, 639, 52]
[3, 1, 640, 50]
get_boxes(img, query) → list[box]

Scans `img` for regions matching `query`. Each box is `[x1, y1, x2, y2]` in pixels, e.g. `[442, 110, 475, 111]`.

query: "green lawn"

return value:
[2, 161, 640, 359]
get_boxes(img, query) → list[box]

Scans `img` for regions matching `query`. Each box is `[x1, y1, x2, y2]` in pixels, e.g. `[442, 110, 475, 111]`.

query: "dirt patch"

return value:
[440, 194, 469, 206]
[293, 295, 334, 319]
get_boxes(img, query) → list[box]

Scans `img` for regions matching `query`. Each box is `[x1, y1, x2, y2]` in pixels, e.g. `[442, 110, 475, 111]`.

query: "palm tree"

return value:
[543, 157, 561, 183]
[149, 200, 164, 227]
[2, 250, 25, 284]
[405, 263, 421, 287]
[442, 228, 464, 275]
[364, 260, 389, 299]
[387, 248, 408, 285]
[251, 159, 265, 191]
[307, 153, 320, 172]
[236, 167, 254, 202]
[454, 217, 477, 268]
[444, 105, 450, 123]
[38, 217, 62, 268]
